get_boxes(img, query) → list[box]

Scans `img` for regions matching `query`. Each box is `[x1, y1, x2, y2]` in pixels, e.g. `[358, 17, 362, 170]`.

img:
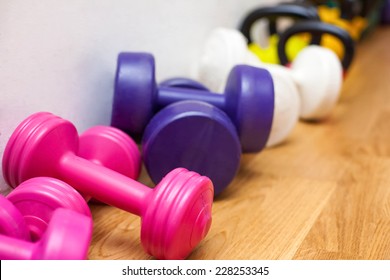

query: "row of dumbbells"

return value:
[185, 1, 363, 195]
[0, 50, 273, 259]
[110, 36, 351, 194]
[0, 31, 353, 261]
[0, 40, 348, 260]
[1, 1, 367, 261]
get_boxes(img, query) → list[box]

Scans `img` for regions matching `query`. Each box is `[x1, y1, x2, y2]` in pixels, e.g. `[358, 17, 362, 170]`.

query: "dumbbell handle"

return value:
[157, 86, 225, 110]
[0, 234, 35, 259]
[60, 153, 150, 216]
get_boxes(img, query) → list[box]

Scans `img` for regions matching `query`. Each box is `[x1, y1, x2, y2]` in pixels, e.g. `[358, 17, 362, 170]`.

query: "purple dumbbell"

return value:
[142, 100, 241, 196]
[5, 177, 91, 241]
[0, 208, 92, 260]
[111, 52, 274, 153]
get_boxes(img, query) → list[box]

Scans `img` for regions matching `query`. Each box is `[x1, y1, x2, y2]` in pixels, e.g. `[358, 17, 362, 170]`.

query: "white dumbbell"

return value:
[195, 28, 342, 147]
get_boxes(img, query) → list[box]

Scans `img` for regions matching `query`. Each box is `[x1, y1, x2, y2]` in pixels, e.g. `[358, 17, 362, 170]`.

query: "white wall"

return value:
[0, 0, 284, 194]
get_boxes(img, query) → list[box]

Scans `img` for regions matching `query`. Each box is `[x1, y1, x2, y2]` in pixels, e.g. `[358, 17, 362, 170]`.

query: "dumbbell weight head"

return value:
[0, 208, 93, 260]
[219, 64, 273, 153]
[6, 177, 91, 240]
[263, 66, 301, 146]
[142, 100, 241, 196]
[0, 196, 30, 240]
[2, 113, 75, 187]
[78, 126, 141, 180]
[272, 22, 348, 119]
[196, 28, 300, 147]
[141, 167, 213, 259]
[111, 53, 155, 137]
[277, 22, 348, 119]
[287, 46, 342, 119]
[3, 112, 214, 259]
[112, 52, 274, 153]
[199, 27, 343, 121]
[78, 126, 141, 202]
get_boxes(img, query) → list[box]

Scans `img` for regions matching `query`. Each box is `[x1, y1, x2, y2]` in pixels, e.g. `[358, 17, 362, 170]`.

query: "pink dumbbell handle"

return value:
[0, 234, 34, 259]
[60, 153, 150, 216]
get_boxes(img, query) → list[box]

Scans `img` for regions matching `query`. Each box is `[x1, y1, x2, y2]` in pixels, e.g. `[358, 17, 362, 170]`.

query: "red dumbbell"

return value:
[3, 112, 214, 260]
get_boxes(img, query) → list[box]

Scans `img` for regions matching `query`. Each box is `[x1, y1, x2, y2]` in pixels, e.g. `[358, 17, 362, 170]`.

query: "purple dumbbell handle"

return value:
[159, 77, 211, 91]
[158, 87, 225, 110]
[59, 153, 148, 216]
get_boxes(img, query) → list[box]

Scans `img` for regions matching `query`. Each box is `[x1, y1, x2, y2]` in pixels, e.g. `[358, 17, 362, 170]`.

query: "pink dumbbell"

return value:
[0, 208, 92, 260]
[0, 177, 90, 241]
[2, 112, 214, 260]
[77, 125, 142, 201]
[5, 177, 91, 240]
[0, 195, 30, 240]
[78, 125, 141, 180]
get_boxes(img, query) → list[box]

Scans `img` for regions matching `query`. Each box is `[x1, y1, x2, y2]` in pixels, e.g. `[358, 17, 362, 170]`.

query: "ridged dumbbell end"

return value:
[0, 196, 30, 240]
[111, 52, 156, 137]
[7, 177, 91, 241]
[2, 112, 78, 188]
[34, 208, 93, 260]
[79, 126, 141, 180]
[141, 168, 214, 260]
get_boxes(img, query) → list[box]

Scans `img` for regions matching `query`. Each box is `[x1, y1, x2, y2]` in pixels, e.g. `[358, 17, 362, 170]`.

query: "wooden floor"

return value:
[89, 27, 390, 260]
